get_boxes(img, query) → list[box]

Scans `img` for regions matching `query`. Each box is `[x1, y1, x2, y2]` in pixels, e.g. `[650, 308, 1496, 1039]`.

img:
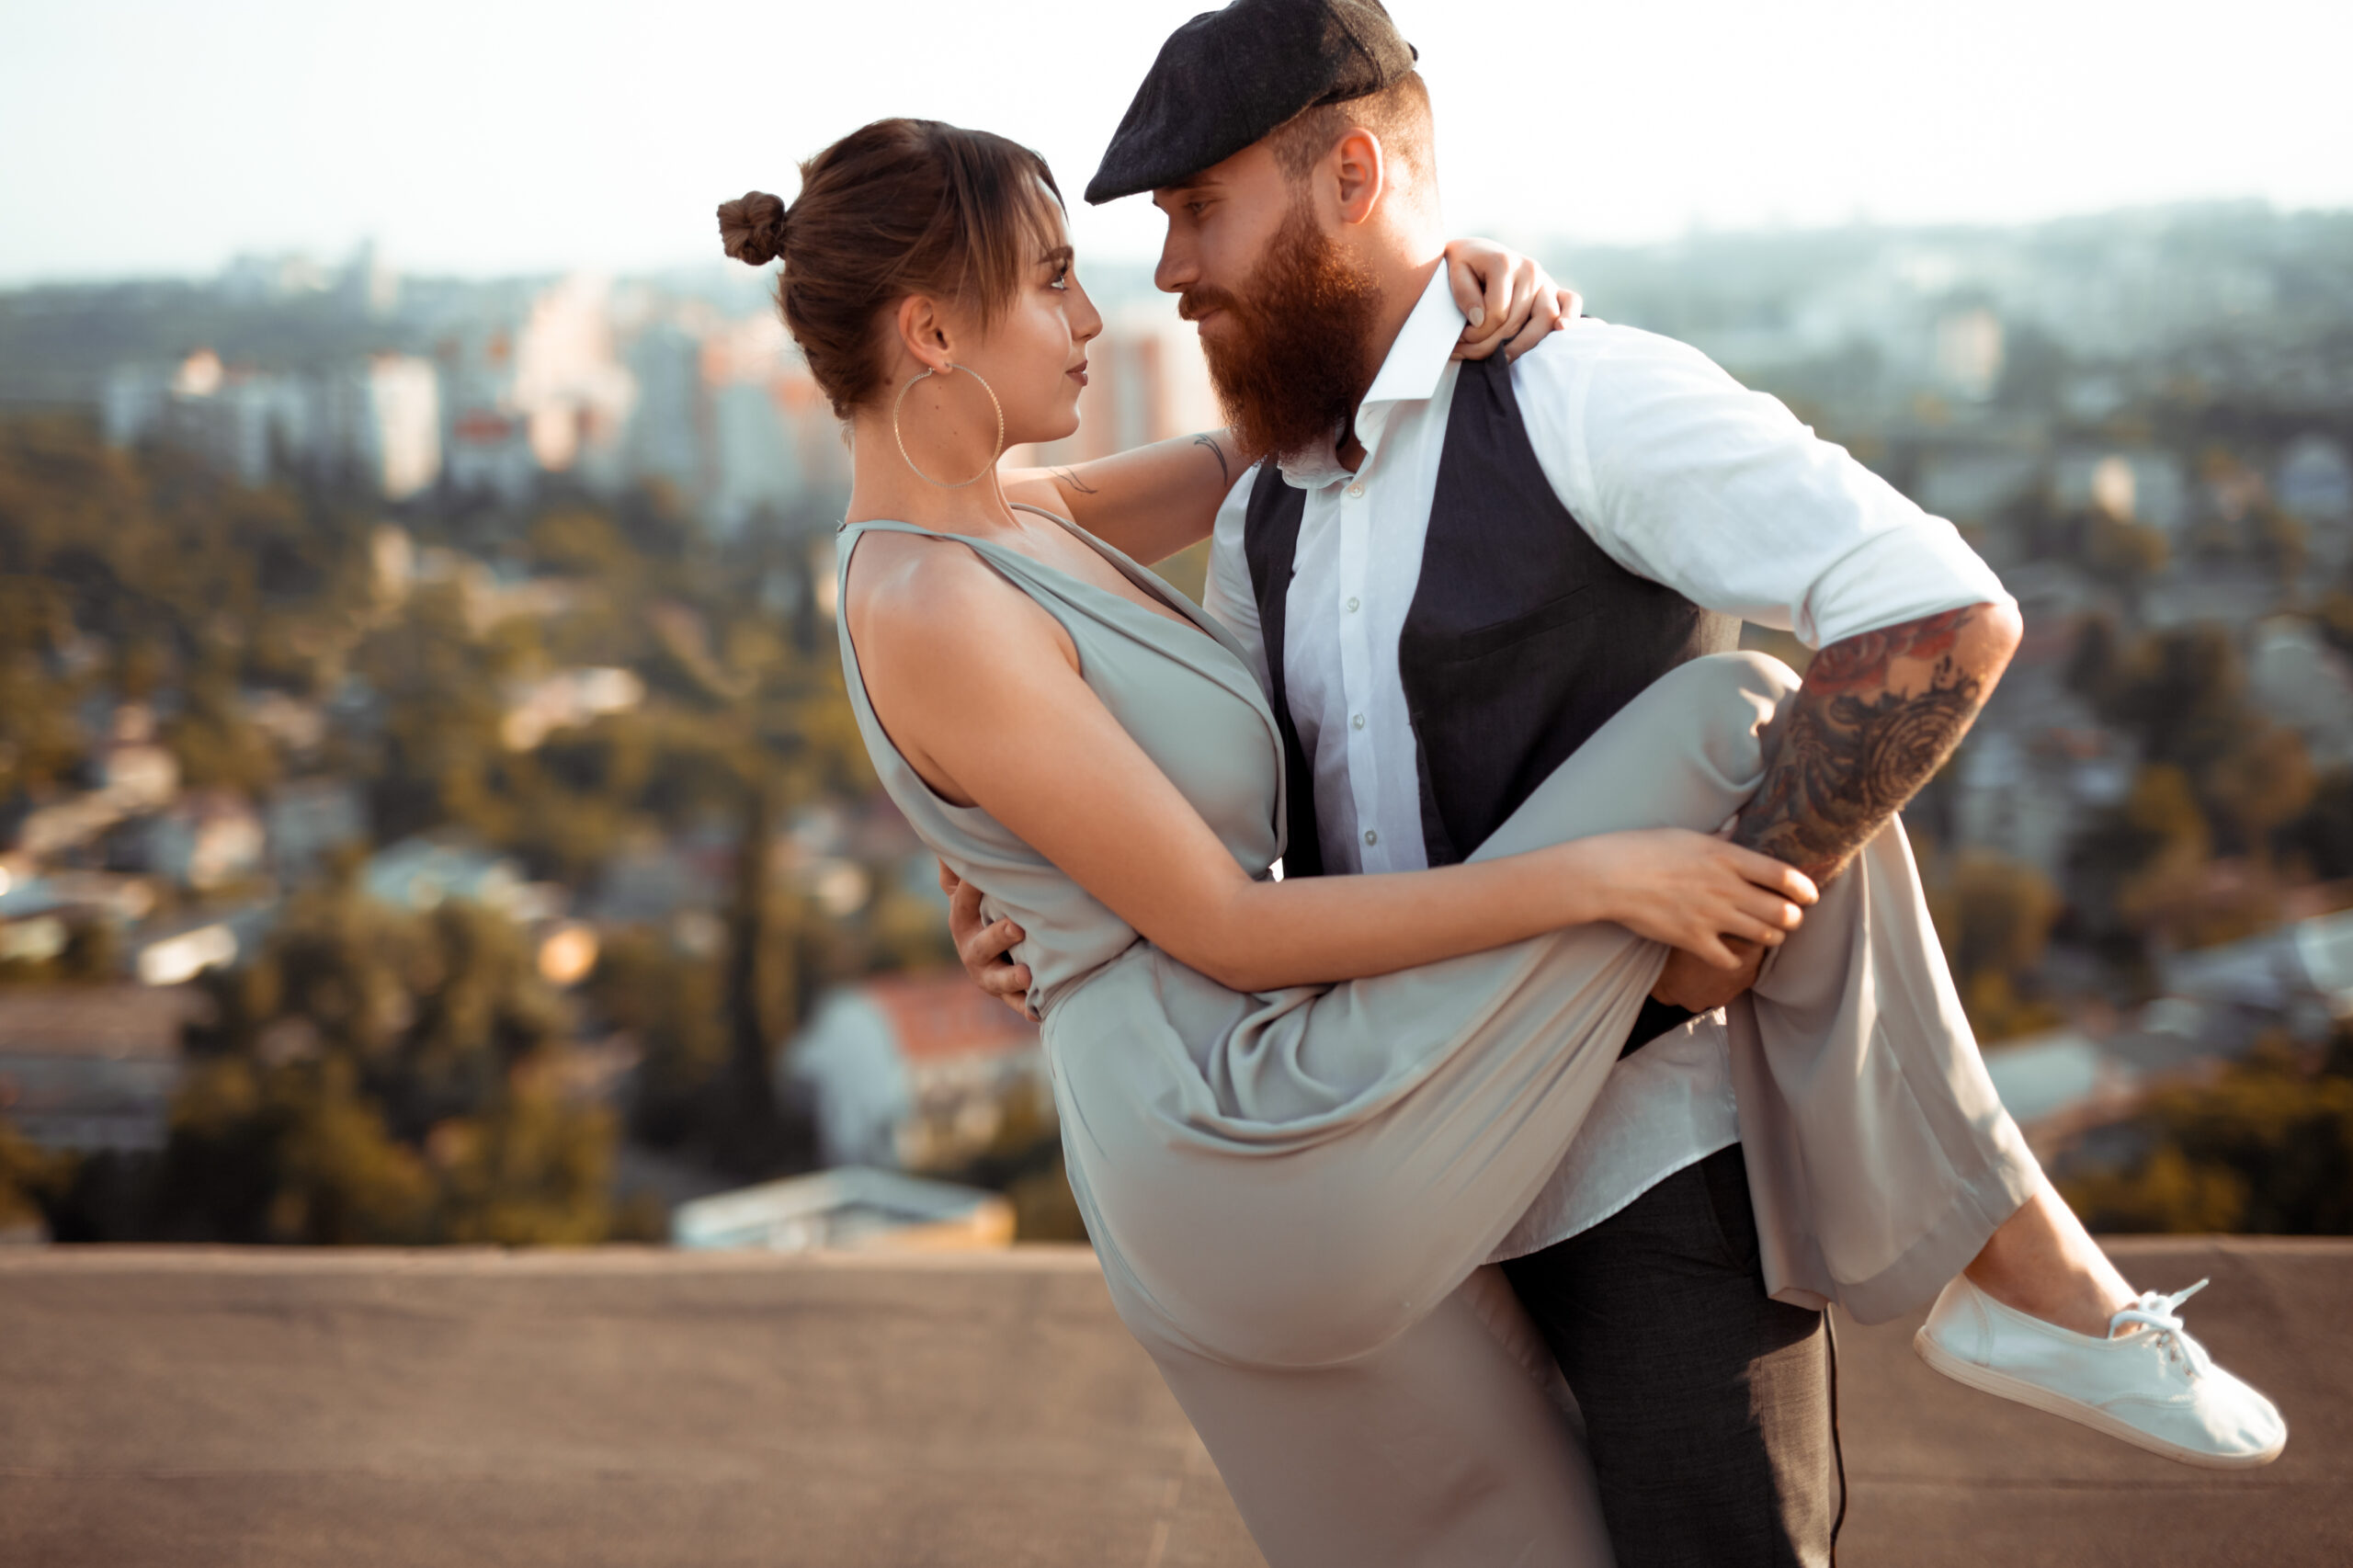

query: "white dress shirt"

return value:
[1200, 263, 2011, 1256]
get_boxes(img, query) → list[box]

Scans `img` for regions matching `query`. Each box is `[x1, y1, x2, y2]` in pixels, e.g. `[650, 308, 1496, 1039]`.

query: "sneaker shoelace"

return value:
[2107, 1278, 2213, 1379]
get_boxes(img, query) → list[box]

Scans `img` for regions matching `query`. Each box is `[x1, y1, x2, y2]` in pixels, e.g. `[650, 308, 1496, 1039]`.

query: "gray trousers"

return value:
[1504, 1145, 1836, 1568]
[1079, 655, 2036, 1566]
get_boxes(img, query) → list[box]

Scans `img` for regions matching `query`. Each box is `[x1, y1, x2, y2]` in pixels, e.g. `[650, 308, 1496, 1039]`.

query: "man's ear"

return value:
[893, 295, 956, 376]
[1330, 127, 1388, 227]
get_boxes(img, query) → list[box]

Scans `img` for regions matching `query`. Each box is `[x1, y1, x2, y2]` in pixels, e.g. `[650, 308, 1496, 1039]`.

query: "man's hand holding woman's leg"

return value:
[942, 859, 1037, 1022]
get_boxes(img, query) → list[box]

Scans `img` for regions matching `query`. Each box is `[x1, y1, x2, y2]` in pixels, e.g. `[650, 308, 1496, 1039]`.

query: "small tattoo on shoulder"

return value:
[1051, 465, 1099, 495]
[1193, 434, 1232, 488]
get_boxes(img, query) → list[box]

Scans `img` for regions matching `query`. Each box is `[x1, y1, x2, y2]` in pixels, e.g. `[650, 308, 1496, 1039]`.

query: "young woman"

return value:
[719, 119, 2284, 1567]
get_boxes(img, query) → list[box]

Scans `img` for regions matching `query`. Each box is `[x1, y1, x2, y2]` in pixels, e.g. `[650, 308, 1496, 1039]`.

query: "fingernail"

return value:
[1469, 307, 1485, 327]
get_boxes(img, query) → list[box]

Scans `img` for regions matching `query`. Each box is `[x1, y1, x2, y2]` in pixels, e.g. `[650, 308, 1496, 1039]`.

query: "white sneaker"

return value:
[1913, 1274, 2287, 1469]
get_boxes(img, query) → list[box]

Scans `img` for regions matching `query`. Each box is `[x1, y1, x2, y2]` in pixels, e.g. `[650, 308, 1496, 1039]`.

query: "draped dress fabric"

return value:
[834, 511, 2041, 1568]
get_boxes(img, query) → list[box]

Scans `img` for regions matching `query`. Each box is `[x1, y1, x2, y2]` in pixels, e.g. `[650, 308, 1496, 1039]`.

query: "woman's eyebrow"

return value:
[1040, 244, 1074, 270]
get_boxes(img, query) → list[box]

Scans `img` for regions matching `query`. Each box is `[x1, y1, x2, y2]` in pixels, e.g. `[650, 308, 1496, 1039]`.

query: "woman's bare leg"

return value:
[1964, 1174, 2138, 1336]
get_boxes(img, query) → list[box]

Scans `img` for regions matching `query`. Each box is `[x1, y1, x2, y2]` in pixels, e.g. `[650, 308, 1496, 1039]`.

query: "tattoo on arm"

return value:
[1733, 606, 1995, 883]
[1193, 433, 1232, 489]
[1051, 466, 1099, 496]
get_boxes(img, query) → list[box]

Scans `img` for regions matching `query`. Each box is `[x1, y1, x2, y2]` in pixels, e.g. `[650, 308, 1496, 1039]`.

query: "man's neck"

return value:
[1337, 248, 1443, 472]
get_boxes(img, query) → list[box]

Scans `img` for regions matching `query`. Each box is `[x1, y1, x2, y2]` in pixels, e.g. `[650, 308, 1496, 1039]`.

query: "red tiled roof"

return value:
[862, 972, 1039, 1065]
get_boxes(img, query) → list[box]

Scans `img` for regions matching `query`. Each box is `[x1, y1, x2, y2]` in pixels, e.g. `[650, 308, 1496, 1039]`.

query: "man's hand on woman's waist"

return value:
[943, 859, 1038, 1021]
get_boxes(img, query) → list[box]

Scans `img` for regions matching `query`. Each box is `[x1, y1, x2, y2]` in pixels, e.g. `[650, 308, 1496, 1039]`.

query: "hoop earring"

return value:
[892, 362, 1006, 489]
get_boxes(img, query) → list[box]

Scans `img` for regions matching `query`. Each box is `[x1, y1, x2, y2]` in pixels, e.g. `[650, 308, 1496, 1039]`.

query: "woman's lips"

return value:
[1067, 359, 1089, 386]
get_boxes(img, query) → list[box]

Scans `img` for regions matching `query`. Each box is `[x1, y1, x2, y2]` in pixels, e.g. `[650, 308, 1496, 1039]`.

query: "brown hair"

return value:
[718, 119, 1065, 415]
[1265, 73, 1437, 194]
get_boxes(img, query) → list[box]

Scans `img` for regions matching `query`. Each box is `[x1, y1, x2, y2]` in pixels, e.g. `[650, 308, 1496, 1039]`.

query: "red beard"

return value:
[1181, 199, 1383, 465]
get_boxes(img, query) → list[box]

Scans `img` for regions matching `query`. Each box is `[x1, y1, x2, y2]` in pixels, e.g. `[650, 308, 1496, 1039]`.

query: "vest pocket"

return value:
[1415, 585, 1596, 665]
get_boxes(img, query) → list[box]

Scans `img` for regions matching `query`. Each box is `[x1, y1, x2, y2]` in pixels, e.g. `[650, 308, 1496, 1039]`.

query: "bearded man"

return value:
[956, 2, 2040, 1563]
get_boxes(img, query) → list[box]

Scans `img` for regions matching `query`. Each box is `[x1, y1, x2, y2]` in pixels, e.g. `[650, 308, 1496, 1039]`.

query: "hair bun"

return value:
[718, 190, 790, 266]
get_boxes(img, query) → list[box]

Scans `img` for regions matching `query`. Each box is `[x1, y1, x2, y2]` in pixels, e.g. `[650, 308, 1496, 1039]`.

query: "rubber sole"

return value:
[1912, 1327, 2286, 1471]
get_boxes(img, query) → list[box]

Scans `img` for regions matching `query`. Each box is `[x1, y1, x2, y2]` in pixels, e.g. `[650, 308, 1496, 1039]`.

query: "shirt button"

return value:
[1346, 597, 1360, 613]
[1351, 713, 1366, 731]
[1363, 829, 1379, 846]
[1347, 483, 1366, 498]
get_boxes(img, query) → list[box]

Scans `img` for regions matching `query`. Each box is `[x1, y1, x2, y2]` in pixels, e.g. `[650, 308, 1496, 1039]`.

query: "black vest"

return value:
[1245, 353, 1740, 1053]
[1245, 351, 1741, 878]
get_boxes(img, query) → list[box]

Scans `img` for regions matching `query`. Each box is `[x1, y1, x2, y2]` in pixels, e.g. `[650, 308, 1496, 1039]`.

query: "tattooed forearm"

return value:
[1193, 433, 1232, 489]
[1051, 465, 1099, 495]
[1733, 603, 2018, 884]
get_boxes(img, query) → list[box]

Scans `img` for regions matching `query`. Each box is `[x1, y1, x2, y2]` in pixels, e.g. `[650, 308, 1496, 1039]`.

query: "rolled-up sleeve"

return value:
[1513, 326, 2011, 647]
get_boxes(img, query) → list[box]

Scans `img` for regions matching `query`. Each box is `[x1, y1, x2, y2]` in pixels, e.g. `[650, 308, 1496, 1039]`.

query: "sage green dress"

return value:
[835, 511, 2040, 1568]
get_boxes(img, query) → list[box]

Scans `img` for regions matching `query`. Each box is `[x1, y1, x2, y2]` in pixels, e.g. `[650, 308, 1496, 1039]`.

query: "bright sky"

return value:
[4, 0, 2348, 285]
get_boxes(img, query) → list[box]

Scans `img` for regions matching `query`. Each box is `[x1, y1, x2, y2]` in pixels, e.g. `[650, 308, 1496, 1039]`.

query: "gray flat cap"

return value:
[1085, 0, 1418, 205]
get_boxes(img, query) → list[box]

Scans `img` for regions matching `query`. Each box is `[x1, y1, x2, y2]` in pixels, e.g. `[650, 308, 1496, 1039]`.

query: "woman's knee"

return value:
[1671, 649, 1802, 714]
[1642, 652, 1798, 790]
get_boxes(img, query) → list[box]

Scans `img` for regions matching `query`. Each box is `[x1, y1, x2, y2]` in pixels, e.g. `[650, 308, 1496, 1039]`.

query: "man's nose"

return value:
[1154, 236, 1194, 296]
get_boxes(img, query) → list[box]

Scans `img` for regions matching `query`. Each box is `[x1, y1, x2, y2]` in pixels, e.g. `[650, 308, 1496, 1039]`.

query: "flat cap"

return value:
[1085, 0, 1418, 205]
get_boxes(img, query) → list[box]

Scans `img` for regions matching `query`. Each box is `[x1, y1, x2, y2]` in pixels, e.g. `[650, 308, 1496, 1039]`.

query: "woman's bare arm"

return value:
[1001, 430, 1239, 566]
[849, 538, 1811, 995]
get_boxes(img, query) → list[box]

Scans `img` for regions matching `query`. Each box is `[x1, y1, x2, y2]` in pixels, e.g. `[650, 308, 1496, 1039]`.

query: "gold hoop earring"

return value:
[892, 362, 1006, 489]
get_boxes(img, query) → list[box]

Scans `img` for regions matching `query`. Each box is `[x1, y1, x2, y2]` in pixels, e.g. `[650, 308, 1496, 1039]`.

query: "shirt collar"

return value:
[1277, 262, 1464, 491]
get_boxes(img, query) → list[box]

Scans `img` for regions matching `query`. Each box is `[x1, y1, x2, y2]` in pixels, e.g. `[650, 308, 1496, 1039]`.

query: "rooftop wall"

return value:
[1, 1238, 2344, 1566]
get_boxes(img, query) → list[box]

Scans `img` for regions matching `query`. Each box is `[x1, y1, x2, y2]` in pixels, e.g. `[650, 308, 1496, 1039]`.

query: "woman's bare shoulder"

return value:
[844, 528, 1067, 673]
[999, 469, 1078, 521]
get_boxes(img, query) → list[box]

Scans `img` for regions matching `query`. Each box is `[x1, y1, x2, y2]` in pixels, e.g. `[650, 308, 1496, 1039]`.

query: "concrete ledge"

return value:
[1, 1238, 2344, 1566]
[1832, 1236, 2351, 1568]
[0, 1241, 1108, 1275]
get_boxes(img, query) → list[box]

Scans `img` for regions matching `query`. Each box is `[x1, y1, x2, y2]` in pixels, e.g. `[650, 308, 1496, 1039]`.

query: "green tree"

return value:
[2319, 588, 2353, 661]
[429, 1062, 619, 1245]
[584, 927, 727, 1151]
[712, 778, 800, 1176]
[2284, 767, 2353, 881]
[0, 1114, 77, 1234]
[160, 1051, 435, 1244]
[1927, 850, 2065, 1042]
[158, 879, 622, 1244]
[2070, 763, 2211, 942]
[2251, 504, 2309, 585]
[257, 1054, 439, 1244]
[0, 416, 892, 1233]
[2205, 724, 2315, 856]
[2075, 621, 2317, 860]
[2063, 613, 2127, 706]
[2084, 512, 2169, 588]
[165, 665, 280, 794]
[2063, 1033, 2353, 1234]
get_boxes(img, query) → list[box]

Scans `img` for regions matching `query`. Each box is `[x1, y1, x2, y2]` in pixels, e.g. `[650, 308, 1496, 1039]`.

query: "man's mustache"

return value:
[1178, 287, 1246, 324]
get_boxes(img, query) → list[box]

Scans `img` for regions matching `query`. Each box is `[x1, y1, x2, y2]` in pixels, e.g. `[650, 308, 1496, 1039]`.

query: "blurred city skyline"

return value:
[6, 0, 2353, 1285]
[6, 0, 2351, 287]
